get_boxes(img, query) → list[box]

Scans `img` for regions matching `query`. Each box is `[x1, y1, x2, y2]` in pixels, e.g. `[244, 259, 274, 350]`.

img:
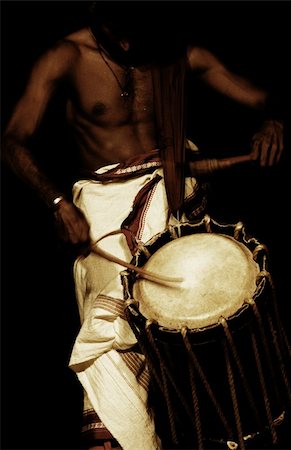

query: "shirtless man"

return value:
[2, 9, 283, 245]
[2, 5, 285, 450]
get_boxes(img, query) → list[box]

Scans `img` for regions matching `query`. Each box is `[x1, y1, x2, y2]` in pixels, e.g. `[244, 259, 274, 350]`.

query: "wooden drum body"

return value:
[121, 216, 290, 449]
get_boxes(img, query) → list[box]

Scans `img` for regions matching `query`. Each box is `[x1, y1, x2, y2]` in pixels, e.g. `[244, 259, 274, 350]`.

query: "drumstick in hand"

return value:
[189, 154, 252, 175]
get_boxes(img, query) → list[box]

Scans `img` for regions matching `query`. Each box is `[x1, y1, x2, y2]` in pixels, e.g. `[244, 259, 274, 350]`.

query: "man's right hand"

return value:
[53, 198, 91, 247]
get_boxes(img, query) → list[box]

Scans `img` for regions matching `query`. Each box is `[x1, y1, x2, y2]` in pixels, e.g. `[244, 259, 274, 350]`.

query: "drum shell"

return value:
[123, 222, 290, 448]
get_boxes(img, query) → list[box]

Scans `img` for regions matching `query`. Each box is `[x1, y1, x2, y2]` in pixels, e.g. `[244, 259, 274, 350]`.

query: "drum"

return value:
[121, 216, 290, 450]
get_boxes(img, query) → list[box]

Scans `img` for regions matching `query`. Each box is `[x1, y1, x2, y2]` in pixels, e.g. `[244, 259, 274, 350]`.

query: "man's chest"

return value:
[69, 59, 154, 124]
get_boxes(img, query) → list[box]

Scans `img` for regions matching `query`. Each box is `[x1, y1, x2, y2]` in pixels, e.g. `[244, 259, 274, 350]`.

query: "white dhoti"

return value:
[69, 157, 206, 449]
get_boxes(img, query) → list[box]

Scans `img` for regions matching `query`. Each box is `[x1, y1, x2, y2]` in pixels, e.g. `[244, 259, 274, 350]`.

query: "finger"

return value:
[79, 219, 91, 242]
[275, 129, 284, 164]
[260, 137, 272, 166]
[68, 220, 90, 244]
[250, 139, 260, 161]
[74, 218, 90, 242]
[268, 133, 278, 166]
[66, 221, 81, 244]
[54, 214, 69, 241]
[68, 230, 81, 244]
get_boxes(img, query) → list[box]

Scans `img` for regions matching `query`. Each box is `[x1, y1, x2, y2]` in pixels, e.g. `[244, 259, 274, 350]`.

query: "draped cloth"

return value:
[151, 56, 187, 216]
[69, 153, 206, 449]
[68, 52, 204, 450]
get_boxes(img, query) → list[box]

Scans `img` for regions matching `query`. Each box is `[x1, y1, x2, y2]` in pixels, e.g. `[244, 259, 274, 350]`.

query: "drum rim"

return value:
[123, 219, 269, 337]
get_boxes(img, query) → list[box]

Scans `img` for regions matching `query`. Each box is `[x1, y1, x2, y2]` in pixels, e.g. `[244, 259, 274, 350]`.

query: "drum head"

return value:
[133, 233, 260, 329]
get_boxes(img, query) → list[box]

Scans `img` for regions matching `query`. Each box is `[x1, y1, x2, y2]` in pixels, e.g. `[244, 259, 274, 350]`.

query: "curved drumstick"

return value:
[89, 230, 184, 288]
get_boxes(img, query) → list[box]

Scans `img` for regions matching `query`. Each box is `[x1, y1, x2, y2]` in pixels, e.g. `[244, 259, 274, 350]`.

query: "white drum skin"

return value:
[133, 233, 259, 329]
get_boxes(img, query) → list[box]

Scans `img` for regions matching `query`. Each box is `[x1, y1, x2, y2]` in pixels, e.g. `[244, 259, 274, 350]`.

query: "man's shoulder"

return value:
[62, 27, 95, 52]
[30, 28, 95, 81]
[37, 32, 86, 71]
[30, 36, 82, 81]
[43, 28, 91, 61]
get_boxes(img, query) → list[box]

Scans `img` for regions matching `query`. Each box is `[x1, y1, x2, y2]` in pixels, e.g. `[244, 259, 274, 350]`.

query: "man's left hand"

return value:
[250, 119, 284, 166]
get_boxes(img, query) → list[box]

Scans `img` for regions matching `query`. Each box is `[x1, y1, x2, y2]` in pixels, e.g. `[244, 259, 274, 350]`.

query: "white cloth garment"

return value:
[69, 164, 201, 449]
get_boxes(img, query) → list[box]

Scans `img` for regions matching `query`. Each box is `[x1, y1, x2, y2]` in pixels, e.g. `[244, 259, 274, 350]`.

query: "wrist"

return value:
[50, 195, 66, 212]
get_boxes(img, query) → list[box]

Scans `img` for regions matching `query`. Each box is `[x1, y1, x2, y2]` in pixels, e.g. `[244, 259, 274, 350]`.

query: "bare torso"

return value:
[65, 28, 158, 170]
[2, 23, 281, 245]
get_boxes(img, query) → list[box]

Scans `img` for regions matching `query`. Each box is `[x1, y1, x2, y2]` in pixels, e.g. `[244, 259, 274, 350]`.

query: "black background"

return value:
[1, 1, 290, 449]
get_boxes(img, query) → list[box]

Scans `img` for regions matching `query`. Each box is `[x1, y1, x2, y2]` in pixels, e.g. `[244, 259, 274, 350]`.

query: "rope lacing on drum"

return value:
[124, 304, 164, 392]
[120, 271, 131, 301]
[253, 244, 269, 262]
[219, 318, 264, 431]
[176, 211, 182, 238]
[247, 291, 287, 444]
[188, 356, 204, 450]
[249, 271, 291, 408]
[165, 215, 258, 246]
[168, 225, 180, 240]
[267, 314, 291, 404]
[145, 321, 200, 444]
[234, 222, 244, 241]
[265, 272, 291, 359]
[250, 330, 278, 444]
[222, 337, 245, 450]
[124, 301, 198, 446]
[263, 272, 291, 403]
[246, 298, 282, 409]
[181, 327, 233, 439]
[204, 214, 212, 233]
[136, 241, 152, 260]
[253, 245, 269, 276]
[145, 319, 178, 445]
[181, 327, 203, 449]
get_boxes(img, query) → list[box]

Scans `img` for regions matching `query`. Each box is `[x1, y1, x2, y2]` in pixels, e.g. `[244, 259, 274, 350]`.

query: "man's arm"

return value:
[2, 41, 90, 245]
[187, 46, 284, 166]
